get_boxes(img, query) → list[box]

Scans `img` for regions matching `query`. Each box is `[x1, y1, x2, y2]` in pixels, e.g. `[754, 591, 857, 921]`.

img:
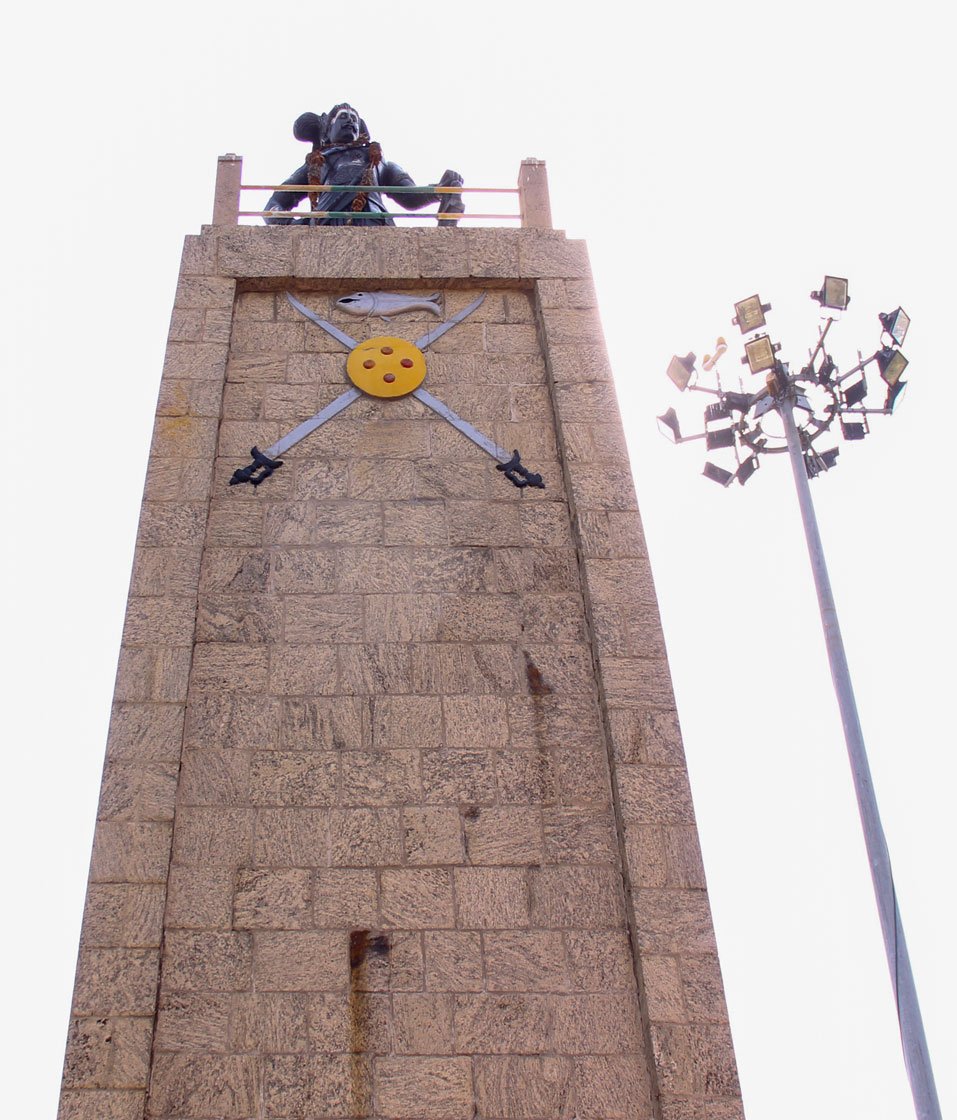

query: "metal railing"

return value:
[212, 154, 552, 229]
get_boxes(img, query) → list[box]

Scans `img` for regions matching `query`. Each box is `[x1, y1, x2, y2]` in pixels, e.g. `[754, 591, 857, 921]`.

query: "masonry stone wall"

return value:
[59, 225, 743, 1120]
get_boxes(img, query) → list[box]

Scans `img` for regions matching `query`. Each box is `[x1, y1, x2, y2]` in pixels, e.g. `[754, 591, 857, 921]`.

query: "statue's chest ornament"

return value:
[230, 291, 545, 491]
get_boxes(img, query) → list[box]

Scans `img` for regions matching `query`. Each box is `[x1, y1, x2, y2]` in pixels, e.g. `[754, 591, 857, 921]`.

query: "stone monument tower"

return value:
[59, 135, 744, 1120]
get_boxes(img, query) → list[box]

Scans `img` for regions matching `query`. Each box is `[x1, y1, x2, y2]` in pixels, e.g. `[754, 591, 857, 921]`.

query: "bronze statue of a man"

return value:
[264, 103, 464, 226]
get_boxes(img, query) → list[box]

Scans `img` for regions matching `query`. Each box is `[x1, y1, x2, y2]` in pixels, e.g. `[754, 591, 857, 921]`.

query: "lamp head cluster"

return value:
[658, 276, 911, 486]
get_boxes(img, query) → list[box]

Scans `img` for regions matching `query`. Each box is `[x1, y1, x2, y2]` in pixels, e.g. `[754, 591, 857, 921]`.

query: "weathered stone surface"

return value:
[62, 228, 741, 1120]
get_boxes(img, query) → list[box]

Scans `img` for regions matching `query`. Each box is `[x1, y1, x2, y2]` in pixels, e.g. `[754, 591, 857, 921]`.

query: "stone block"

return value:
[216, 226, 294, 277]
[424, 931, 484, 992]
[474, 1056, 575, 1119]
[371, 696, 442, 749]
[565, 931, 636, 992]
[454, 868, 530, 929]
[81, 884, 165, 948]
[453, 994, 553, 1054]
[97, 761, 178, 821]
[341, 749, 420, 806]
[329, 808, 402, 866]
[90, 821, 172, 883]
[618, 765, 696, 825]
[403, 807, 464, 865]
[229, 991, 309, 1053]
[233, 868, 312, 929]
[72, 948, 159, 1016]
[57, 1091, 145, 1120]
[439, 596, 522, 644]
[642, 955, 686, 1023]
[269, 548, 338, 594]
[148, 1053, 258, 1118]
[250, 751, 338, 807]
[281, 696, 368, 751]
[184, 693, 280, 752]
[443, 695, 509, 749]
[154, 992, 231, 1052]
[338, 643, 412, 694]
[543, 810, 618, 864]
[364, 593, 441, 642]
[254, 930, 346, 991]
[163, 931, 252, 992]
[254, 808, 330, 867]
[196, 593, 283, 644]
[392, 993, 455, 1054]
[62, 1015, 152, 1089]
[462, 807, 543, 865]
[422, 750, 498, 805]
[178, 750, 249, 807]
[383, 499, 449, 545]
[106, 704, 184, 764]
[162, 342, 228, 382]
[573, 1055, 654, 1119]
[190, 643, 269, 693]
[263, 1053, 369, 1118]
[172, 808, 253, 868]
[381, 869, 455, 929]
[376, 1057, 473, 1119]
[313, 869, 379, 928]
[650, 1023, 740, 1098]
[174, 275, 236, 309]
[129, 547, 203, 599]
[633, 890, 718, 955]
[484, 931, 568, 992]
[412, 643, 517, 695]
[269, 645, 338, 696]
[308, 991, 391, 1053]
[518, 234, 590, 278]
[165, 867, 233, 930]
[529, 867, 624, 928]
[553, 992, 643, 1054]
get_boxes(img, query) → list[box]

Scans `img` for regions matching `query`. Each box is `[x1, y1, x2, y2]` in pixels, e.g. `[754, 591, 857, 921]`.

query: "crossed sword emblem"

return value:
[230, 292, 545, 490]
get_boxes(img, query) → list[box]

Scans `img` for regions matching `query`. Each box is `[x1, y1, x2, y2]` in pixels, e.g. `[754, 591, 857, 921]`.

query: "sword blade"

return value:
[265, 387, 363, 458]
[412, 387, 509, 462]
[286, 292, 359, 350]
[414, 293, 486, 351]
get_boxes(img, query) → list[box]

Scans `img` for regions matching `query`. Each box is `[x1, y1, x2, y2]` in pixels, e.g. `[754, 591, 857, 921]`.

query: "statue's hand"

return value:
[438, 169, 464, 188]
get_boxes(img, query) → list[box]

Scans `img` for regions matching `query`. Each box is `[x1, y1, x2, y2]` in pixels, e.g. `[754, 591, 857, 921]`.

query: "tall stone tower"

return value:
[59, 154, 743, 1120]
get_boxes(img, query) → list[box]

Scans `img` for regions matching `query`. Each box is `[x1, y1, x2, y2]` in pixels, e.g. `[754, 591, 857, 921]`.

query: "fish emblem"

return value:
[336, 291, 443, 320]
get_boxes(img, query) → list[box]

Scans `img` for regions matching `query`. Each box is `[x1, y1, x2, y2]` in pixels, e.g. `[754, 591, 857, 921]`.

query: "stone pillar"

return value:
[213, 154, 243, 226]
[518, 158, 553, 230]
[59, 192, 743, 1120]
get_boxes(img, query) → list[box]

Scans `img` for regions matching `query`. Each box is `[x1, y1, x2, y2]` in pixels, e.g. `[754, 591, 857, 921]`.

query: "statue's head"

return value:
[293, 103, 371, 149]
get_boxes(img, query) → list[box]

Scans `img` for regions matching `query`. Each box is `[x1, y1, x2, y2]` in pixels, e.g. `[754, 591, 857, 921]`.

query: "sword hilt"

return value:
[497, 450, 545, 490]
[230, 447, 284, 487]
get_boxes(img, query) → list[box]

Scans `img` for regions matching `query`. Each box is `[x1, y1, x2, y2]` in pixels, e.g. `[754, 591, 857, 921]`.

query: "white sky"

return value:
[2, 3, 954, 1117]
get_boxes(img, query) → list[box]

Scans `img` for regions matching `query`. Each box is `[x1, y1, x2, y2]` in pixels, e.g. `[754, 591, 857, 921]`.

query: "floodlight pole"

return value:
[778, 390, 941, 1120]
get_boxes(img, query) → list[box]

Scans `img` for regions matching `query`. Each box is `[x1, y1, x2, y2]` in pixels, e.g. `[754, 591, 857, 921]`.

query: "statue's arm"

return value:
[381, 163, 464, 212]
[263, 164, 310, 225]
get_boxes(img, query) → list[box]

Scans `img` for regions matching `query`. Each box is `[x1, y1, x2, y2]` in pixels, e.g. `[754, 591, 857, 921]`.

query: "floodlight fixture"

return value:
[885, 380, 907, 413]
[877, 346, 908, 386]
[702, 461, 734, 486]
[810, 275, 850, 310]
[842, 377, 868, 407]
[705, 402, 730, 422]
[657, 407, 683, 443]
[733, 294, 772, 334]
[879, 307, 910, 347]
[735, 454, 760, 485]
[742, 335, 778, 374]
[705, 427, 736, 451]
[840, 418, 867, 441]
[817, 355, 836, 384]
[667, 353, 697, 391]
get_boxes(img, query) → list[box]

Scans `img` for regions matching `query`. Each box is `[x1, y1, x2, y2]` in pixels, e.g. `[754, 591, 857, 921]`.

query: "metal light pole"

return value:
[659, 280, 940, 1120]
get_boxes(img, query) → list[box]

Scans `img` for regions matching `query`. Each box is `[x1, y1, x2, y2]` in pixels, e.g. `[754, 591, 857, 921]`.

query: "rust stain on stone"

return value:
[348, 929, 391, 1116]
[523, 650, 553, 697]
